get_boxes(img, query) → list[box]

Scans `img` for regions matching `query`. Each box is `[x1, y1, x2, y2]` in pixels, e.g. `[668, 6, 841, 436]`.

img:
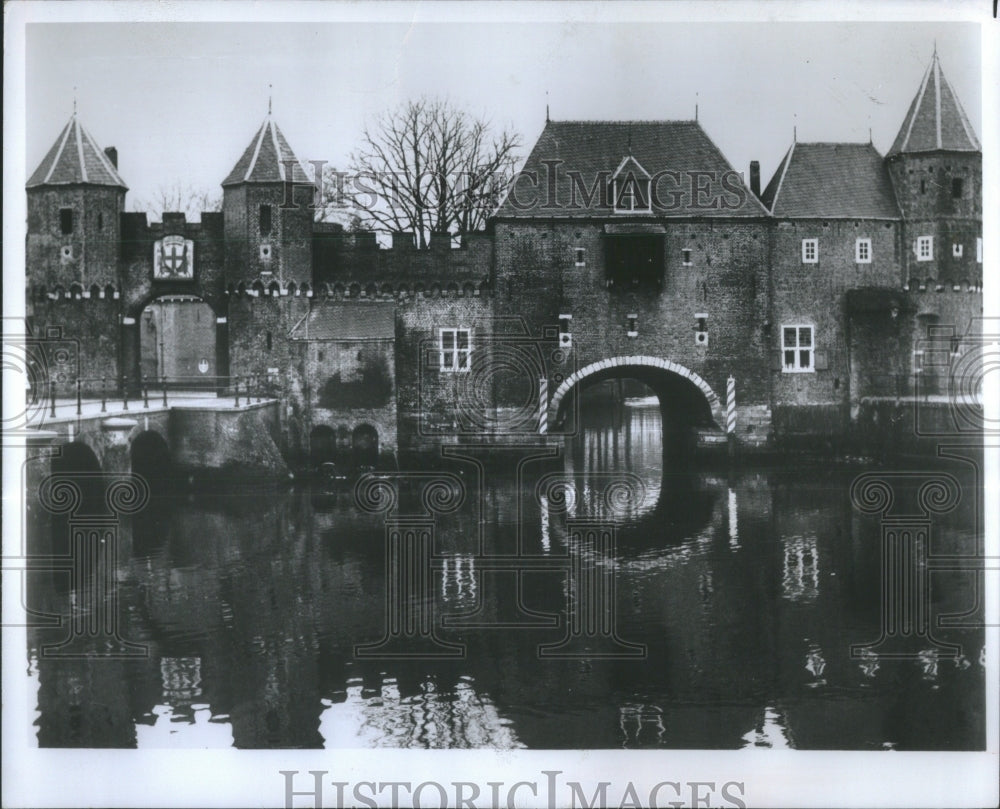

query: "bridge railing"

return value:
[32, 374, 275, 418]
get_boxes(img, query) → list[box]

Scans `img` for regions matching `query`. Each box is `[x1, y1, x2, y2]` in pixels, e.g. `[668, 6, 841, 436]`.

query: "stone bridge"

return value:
[26, 395, 286, 479]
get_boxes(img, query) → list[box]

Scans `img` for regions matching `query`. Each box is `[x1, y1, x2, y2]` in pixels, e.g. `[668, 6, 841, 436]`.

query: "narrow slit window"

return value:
[59, 208, 73, 235]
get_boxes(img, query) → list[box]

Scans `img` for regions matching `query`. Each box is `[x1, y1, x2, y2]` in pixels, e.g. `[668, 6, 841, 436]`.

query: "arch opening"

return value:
[549, 357, 723, 452]
[139, 296, 217, 389]
[130, 431, 173, 493]
[351, 424, 379, 470]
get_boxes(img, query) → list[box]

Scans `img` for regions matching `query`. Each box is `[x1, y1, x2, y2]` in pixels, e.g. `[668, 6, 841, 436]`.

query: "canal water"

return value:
[26, 401, 985, 749]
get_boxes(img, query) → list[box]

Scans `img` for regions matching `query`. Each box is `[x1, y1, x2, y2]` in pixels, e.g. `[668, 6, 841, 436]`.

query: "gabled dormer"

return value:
[612, 155, 652, 214]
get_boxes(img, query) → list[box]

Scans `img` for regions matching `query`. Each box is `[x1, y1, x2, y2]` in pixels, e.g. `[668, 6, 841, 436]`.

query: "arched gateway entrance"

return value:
[138, 295, 218, 388]
[547, 355, 724, 435]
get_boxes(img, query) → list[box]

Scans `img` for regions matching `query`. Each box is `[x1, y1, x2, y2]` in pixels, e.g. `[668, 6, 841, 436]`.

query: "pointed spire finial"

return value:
[268, 83, 273, 116]
[545, 89, 549, 123]
[73, 87, 77, 116]
[793, 113, 797, 143]
[695, 91, 699, 122]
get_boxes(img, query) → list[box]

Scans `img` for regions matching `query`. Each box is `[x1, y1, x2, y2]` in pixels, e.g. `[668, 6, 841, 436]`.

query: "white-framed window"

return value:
[977, 237, 982, 263]
[916, 235, 933, 261]
[782, 325, 814, 373]
[574, 247, 586, 267]
[855, 238, 872, 264]
[802, 239, 818, 264]
[682, 248, 693, 266]
[953, 243, 964, 258]
[439, 327, 472, 373]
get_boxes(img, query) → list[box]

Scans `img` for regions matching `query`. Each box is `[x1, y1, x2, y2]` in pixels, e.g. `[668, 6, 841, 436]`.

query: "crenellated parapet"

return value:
[224, 277, 490, 301]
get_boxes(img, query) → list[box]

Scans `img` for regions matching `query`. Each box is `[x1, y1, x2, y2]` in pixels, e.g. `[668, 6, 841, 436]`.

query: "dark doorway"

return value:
[352, 424, 379, 469]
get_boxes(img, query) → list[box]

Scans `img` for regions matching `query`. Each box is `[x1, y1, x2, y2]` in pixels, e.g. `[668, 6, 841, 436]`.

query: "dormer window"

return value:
[612, 156, 652, 214]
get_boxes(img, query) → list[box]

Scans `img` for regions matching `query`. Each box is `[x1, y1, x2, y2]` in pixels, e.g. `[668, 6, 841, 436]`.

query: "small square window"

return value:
[682, 248, 692, 266]
[855, 238, 872, 264]
[59, 208, 73, 235]
[782, 325, 814, 372]
[952, 178, 964, 199]
[802, 239, 818, 264]
[916, 236, 933, 261]
[574, 247, 586, 267]
[953, 243, 964, 258]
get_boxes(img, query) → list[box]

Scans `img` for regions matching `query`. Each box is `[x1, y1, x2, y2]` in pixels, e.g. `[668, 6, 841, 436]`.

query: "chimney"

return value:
[749, 160, 761, 199]
[104, 146, 118, 169]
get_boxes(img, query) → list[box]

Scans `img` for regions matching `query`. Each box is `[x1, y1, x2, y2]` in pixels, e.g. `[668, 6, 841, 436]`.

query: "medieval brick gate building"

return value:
[25, 51, 982, 468]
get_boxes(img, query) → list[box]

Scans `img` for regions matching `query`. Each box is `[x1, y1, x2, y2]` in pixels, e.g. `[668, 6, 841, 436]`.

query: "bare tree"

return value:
[132, 182, 221, 221]
[341, 98, 521, 247]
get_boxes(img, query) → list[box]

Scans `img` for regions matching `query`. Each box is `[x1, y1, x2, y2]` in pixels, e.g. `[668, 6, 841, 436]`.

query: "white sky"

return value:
[25, 20, 981, 215]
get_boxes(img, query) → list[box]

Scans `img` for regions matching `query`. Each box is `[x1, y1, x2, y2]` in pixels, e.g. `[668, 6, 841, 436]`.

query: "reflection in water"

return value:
[740, 707, 792, 749]
[319, 675, 522, 749]
[25, 401, 985, 750]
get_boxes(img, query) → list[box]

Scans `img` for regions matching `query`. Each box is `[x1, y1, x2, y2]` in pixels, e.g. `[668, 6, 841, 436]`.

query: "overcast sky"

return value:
[25, 20, 981, 216]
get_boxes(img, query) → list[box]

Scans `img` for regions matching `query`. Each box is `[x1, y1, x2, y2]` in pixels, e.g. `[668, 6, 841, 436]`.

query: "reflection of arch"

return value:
[130, 430, 172, 490]
[309, 425, 338, 467]
[548, 355, 723, 429]
[352, 424, 379, 468]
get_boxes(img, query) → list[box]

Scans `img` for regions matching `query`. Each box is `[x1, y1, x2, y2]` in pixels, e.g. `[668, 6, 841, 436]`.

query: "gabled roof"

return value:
[495, 120, 768, 218]
[289, 303, 395, 341]
[222, 115, 313, 187]
[760, 142, 900, 219]
[27, 114, 127, 189]
[888, 51, 981, 156]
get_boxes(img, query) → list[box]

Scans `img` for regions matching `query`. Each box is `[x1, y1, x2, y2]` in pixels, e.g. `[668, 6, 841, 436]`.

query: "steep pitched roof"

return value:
[222, 115, 313, 186]
[760, 142, 900, 219]
[888, 51, 981, 156]
[27, 114, 127, 189]
[495, 120, 768, 218]
[289, 303, 395, 341]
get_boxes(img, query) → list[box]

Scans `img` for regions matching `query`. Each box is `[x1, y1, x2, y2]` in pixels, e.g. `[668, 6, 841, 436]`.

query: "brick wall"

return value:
[493, 218, 772, 438]
[27, 186, 124, 289]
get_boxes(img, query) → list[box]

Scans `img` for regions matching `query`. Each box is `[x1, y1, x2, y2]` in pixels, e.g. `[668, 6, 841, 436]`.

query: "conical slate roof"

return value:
[888, 51, 980, 156]
[27, 114, 127, 189]
[222, 115, 313, 186]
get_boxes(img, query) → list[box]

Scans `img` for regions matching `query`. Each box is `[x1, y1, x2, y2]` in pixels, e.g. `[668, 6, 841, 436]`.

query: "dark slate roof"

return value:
[222, 115, 313, 186]
[760, 142, 900, 219]
[289, 303, 395, 341]
[888, 51, 981, 156]
[27, 114, 127, 189]
[495, 120, 768, 218]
